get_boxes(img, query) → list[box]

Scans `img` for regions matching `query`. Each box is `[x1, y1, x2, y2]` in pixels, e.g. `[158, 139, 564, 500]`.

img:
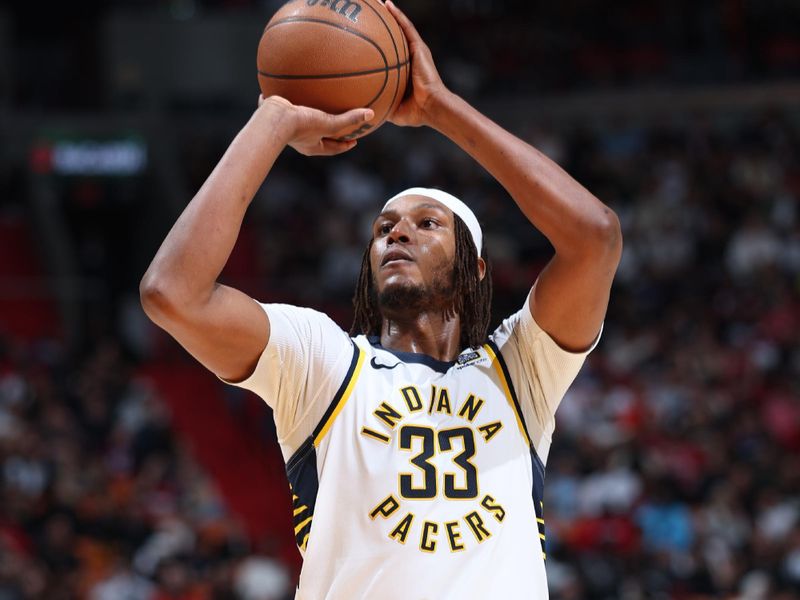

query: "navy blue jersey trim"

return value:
[530, 446, 546, 558]
[311, 342, 361, 442]
[485, 339, 533, 445]
[486, 340, 548, 558]
[286, 433, 314, 474]
[285, 436, 318, 552]
[283, 342, 361, 553]
[367, 335, 455, 373]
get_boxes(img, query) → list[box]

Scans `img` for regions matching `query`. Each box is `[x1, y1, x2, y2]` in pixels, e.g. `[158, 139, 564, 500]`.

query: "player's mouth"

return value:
[381, 249, 414, 267]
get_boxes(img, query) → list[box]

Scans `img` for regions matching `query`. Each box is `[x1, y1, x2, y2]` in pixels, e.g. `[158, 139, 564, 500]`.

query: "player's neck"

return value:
[379, 312, 462, 362]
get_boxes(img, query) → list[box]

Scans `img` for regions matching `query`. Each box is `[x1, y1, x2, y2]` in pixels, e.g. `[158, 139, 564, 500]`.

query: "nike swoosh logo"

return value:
[370, 357, 400, 370]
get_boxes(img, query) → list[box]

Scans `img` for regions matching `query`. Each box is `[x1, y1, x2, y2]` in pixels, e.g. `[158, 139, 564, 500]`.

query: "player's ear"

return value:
[477, 257, 486, 281]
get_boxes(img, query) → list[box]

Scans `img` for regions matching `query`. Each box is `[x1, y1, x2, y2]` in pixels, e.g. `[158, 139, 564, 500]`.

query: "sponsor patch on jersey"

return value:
[456, 350, 488, 369]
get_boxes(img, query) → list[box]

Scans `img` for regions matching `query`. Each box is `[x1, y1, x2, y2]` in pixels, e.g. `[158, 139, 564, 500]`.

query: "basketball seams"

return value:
[258, 28, 390, 112]
[263, 17, 389, 71]
[260, 17, 398, 105]
[264, 15, 380, 49]
[262, 16, 409, 71]
[258, 61, 409, 81]
[260, 17, 390, 111]
[397, 21, 409, 107]
[357, 0, 403, 124]
[257, 2, 410, 138]
[258, 72, 393, 112]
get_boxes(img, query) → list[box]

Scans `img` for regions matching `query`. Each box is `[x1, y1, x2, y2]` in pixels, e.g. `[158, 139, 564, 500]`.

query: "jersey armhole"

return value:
[283, 339, 366, 556]
[483, 339, 533, 449]
[310, 340, 365, 447]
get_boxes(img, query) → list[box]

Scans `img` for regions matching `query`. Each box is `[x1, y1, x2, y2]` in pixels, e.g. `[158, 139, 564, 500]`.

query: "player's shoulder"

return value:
[259, 302, 353, 347]
[489, 301, 603, 361]
[488, 305, 532, 348]
[261, 302, 340, 327]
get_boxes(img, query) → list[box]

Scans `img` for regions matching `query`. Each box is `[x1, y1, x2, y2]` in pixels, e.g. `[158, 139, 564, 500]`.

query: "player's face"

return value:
[370, 196, 457, 311]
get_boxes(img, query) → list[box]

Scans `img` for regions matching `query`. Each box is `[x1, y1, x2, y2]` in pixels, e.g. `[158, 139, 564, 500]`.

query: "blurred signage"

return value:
[29, 137, 148, 176]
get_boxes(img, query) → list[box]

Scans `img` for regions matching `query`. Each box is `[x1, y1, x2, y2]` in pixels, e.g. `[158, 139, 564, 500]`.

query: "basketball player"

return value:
[140, 2, 621, 598]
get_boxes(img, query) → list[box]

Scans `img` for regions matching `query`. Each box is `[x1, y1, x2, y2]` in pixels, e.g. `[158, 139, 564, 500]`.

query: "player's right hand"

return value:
[385, 1, 448, 128]
[258, 95, 374, 156]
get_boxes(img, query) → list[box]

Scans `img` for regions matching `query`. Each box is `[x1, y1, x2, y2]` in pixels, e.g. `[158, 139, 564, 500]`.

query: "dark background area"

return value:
[1, 1, 799, 598]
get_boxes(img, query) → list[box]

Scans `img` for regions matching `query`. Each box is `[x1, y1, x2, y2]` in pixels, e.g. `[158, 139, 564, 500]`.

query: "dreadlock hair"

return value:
[350, 215, 493, 350]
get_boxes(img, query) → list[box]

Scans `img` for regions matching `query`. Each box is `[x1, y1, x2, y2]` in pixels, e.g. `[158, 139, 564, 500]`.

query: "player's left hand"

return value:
[386, 1, 448, 128]
[258, 95, 373, 156]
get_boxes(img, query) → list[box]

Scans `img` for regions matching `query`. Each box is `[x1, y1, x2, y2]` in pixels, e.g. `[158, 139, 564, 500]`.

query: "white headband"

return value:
[382, 187, 483, 254]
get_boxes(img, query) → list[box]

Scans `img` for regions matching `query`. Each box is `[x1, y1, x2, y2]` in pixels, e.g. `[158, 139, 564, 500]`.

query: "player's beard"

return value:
[375, 263, 456, 318]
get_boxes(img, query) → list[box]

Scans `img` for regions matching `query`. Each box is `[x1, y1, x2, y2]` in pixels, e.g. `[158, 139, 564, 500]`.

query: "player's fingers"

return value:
[385, 1, 424, 47]
[322, 107, 374, 135]
[318, 138, 358, 155]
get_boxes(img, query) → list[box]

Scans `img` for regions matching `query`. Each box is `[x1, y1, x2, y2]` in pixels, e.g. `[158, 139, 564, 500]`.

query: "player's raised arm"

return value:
[387, 1, 622, 352]
[140, 96, 373, 381]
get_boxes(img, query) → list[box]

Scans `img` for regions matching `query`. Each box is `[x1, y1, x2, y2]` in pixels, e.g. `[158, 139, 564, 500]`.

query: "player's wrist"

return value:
[422, 88, 459, 130]
[254, 96, 299, 144]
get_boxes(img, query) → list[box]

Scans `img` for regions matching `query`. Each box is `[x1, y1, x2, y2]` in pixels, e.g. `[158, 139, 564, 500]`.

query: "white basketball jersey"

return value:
[225, 299, 599, 600]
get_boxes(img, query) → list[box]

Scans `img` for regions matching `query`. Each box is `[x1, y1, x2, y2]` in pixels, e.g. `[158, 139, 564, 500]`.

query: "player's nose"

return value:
[387, 217, 414, 244]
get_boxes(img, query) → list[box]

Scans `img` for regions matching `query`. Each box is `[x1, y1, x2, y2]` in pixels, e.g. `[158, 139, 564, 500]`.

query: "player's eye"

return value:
[377, 222, 393, 235]
[420, 218, 437, 229]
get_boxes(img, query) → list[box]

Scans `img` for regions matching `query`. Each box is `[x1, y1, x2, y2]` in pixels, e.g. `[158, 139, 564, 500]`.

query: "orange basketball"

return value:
[257, 0, 410, 140]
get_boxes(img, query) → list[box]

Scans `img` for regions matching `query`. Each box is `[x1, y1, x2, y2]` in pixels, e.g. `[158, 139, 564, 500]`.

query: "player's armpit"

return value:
[140, 281, 269, 382]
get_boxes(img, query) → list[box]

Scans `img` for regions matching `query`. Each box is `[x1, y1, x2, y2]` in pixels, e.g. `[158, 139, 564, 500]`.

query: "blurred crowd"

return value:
[0, 337, 293, 599]
[533, 110, 800, 598]
[5, 0, 800, 109]
[3, 83, 800, 600]
[387, 0, 800, 96]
